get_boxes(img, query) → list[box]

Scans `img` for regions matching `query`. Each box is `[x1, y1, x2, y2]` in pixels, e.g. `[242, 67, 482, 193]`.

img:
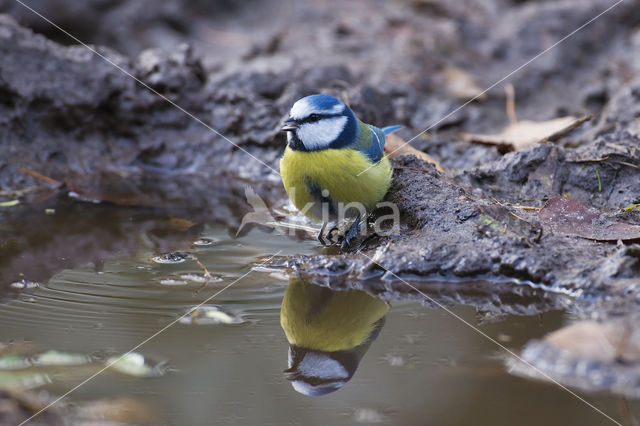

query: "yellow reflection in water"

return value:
[280, 277, 389, 396]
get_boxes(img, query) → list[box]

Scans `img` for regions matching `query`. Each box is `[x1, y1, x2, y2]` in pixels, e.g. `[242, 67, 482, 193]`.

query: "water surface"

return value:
[0, 198, 636, 425]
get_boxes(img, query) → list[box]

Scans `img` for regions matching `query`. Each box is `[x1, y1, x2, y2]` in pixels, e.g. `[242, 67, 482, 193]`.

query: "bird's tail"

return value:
[382, 125, 403, 135]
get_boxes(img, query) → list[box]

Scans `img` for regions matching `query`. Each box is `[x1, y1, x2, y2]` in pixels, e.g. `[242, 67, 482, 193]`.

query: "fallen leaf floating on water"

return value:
[167, 216, 197, 231]
[461, 115, 592, 152]
[107, 353, 161, 377]
[538, 197, 640, 242]
[384, 133, 445, 172]
[32, 350, 90, 367]
[0, 200, 19, 207]
[179, 305, 246, 325]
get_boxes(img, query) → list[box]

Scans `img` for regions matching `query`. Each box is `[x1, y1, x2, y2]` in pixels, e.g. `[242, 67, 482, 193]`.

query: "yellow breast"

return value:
[279, 146, 392, 220]
[280, 278, 389, 352]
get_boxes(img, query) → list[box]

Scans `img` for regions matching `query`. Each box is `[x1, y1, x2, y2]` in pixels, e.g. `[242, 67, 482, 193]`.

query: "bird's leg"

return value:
[340, 213, 362, 252]
[317, 221, 330, 246]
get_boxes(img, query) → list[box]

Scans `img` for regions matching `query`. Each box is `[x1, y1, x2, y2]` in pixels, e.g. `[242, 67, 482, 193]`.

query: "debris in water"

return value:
[0, 354, 31, 370]
[180, 273, 222, 284]
[352, 407, 387, 423]
[9, 280, 39, 290]
[151, 252, 192, 264]
[0, 200, 19, 207]
[32, 350, 90, 367]
[179, 305, 246, 325]
[166, 216, 196, 231]
[193, 238, 216, 247]
[508, 319, 640, 398]
[107, 353, 162, 377]
[159, 278, 188, 286]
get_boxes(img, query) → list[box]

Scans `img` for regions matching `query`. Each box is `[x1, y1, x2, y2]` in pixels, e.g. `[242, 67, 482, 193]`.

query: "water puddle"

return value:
[0, 198, 637, 425]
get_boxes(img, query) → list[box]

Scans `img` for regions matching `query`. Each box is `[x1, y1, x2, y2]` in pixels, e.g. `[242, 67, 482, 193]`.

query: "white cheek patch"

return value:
[297, 116, 347, 150]
[297, 353, 349, 379]
[290, 99, 345, 120]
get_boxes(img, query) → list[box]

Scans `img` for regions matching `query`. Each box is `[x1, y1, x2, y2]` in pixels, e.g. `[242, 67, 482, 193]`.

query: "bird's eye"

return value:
[308, 114, 321, 121]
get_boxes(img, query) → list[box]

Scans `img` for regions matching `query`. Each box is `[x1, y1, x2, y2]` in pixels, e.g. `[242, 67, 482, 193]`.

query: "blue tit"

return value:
[280, 277, 389, 396]
[279, 94, 402, 248]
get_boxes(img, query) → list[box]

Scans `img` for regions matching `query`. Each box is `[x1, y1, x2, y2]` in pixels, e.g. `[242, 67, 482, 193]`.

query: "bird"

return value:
[279, 94, 402, 250]
[280, 277, 388, 396]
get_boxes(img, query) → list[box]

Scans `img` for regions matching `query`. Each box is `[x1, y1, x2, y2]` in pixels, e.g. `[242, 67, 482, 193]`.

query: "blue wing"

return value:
[361, 124, 403, 163]
[360, 125, 384, 163]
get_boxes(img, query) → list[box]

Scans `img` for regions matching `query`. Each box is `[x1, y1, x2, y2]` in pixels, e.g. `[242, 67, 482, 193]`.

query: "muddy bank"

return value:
[2, 0, 639, 192]
[285, 140, 639, 296]
[0, 0, 254, 57]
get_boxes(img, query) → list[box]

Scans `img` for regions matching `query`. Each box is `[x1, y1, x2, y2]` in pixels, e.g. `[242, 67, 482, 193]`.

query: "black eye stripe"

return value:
[298, 113, 341, 124]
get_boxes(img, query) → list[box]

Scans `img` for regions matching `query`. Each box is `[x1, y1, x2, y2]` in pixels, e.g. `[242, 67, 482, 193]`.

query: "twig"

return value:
[18, 167, 63, 186]
[508, 211, 529, 222]
[614, 161, 639, 169]
[192, 255, 213, 295]
[510, 205, 541, 211]
[617, 397, 632, 426]
[505, 83, 517, 125]
[490, 196, 540, 211]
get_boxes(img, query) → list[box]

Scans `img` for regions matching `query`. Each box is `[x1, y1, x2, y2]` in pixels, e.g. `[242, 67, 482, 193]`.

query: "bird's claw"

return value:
[340, 213, 362, 252]
[326, 226, 341, 244]
[317, 214, 365, 251]
[317, 223, 343, 246]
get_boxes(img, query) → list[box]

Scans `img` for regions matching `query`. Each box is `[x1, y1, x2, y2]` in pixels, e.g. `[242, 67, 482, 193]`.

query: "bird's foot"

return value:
[317, 222, 339, 247]
[339, 213, 362, 252]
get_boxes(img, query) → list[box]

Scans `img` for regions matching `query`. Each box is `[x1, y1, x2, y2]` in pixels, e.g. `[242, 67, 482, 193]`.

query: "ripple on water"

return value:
[0, 231, 288, 340]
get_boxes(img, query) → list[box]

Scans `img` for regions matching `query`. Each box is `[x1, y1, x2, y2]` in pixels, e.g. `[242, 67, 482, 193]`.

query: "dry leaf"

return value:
[538, 197, 640, 242]
[167, 216, 197, 231]
[545, 320, 640, 363]
[74, 397, 158, 424]
[462, 115, 591, 152]
[440, 65, 485, 101]
[384, 133, 445, 172]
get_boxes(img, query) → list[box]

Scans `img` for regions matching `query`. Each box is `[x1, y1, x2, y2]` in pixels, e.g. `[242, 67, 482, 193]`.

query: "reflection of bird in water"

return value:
[280, 277, 389, 396]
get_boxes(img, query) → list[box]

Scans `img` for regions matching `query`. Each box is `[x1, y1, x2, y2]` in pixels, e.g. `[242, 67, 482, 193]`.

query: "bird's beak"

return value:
[281, 118, 298, 132]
